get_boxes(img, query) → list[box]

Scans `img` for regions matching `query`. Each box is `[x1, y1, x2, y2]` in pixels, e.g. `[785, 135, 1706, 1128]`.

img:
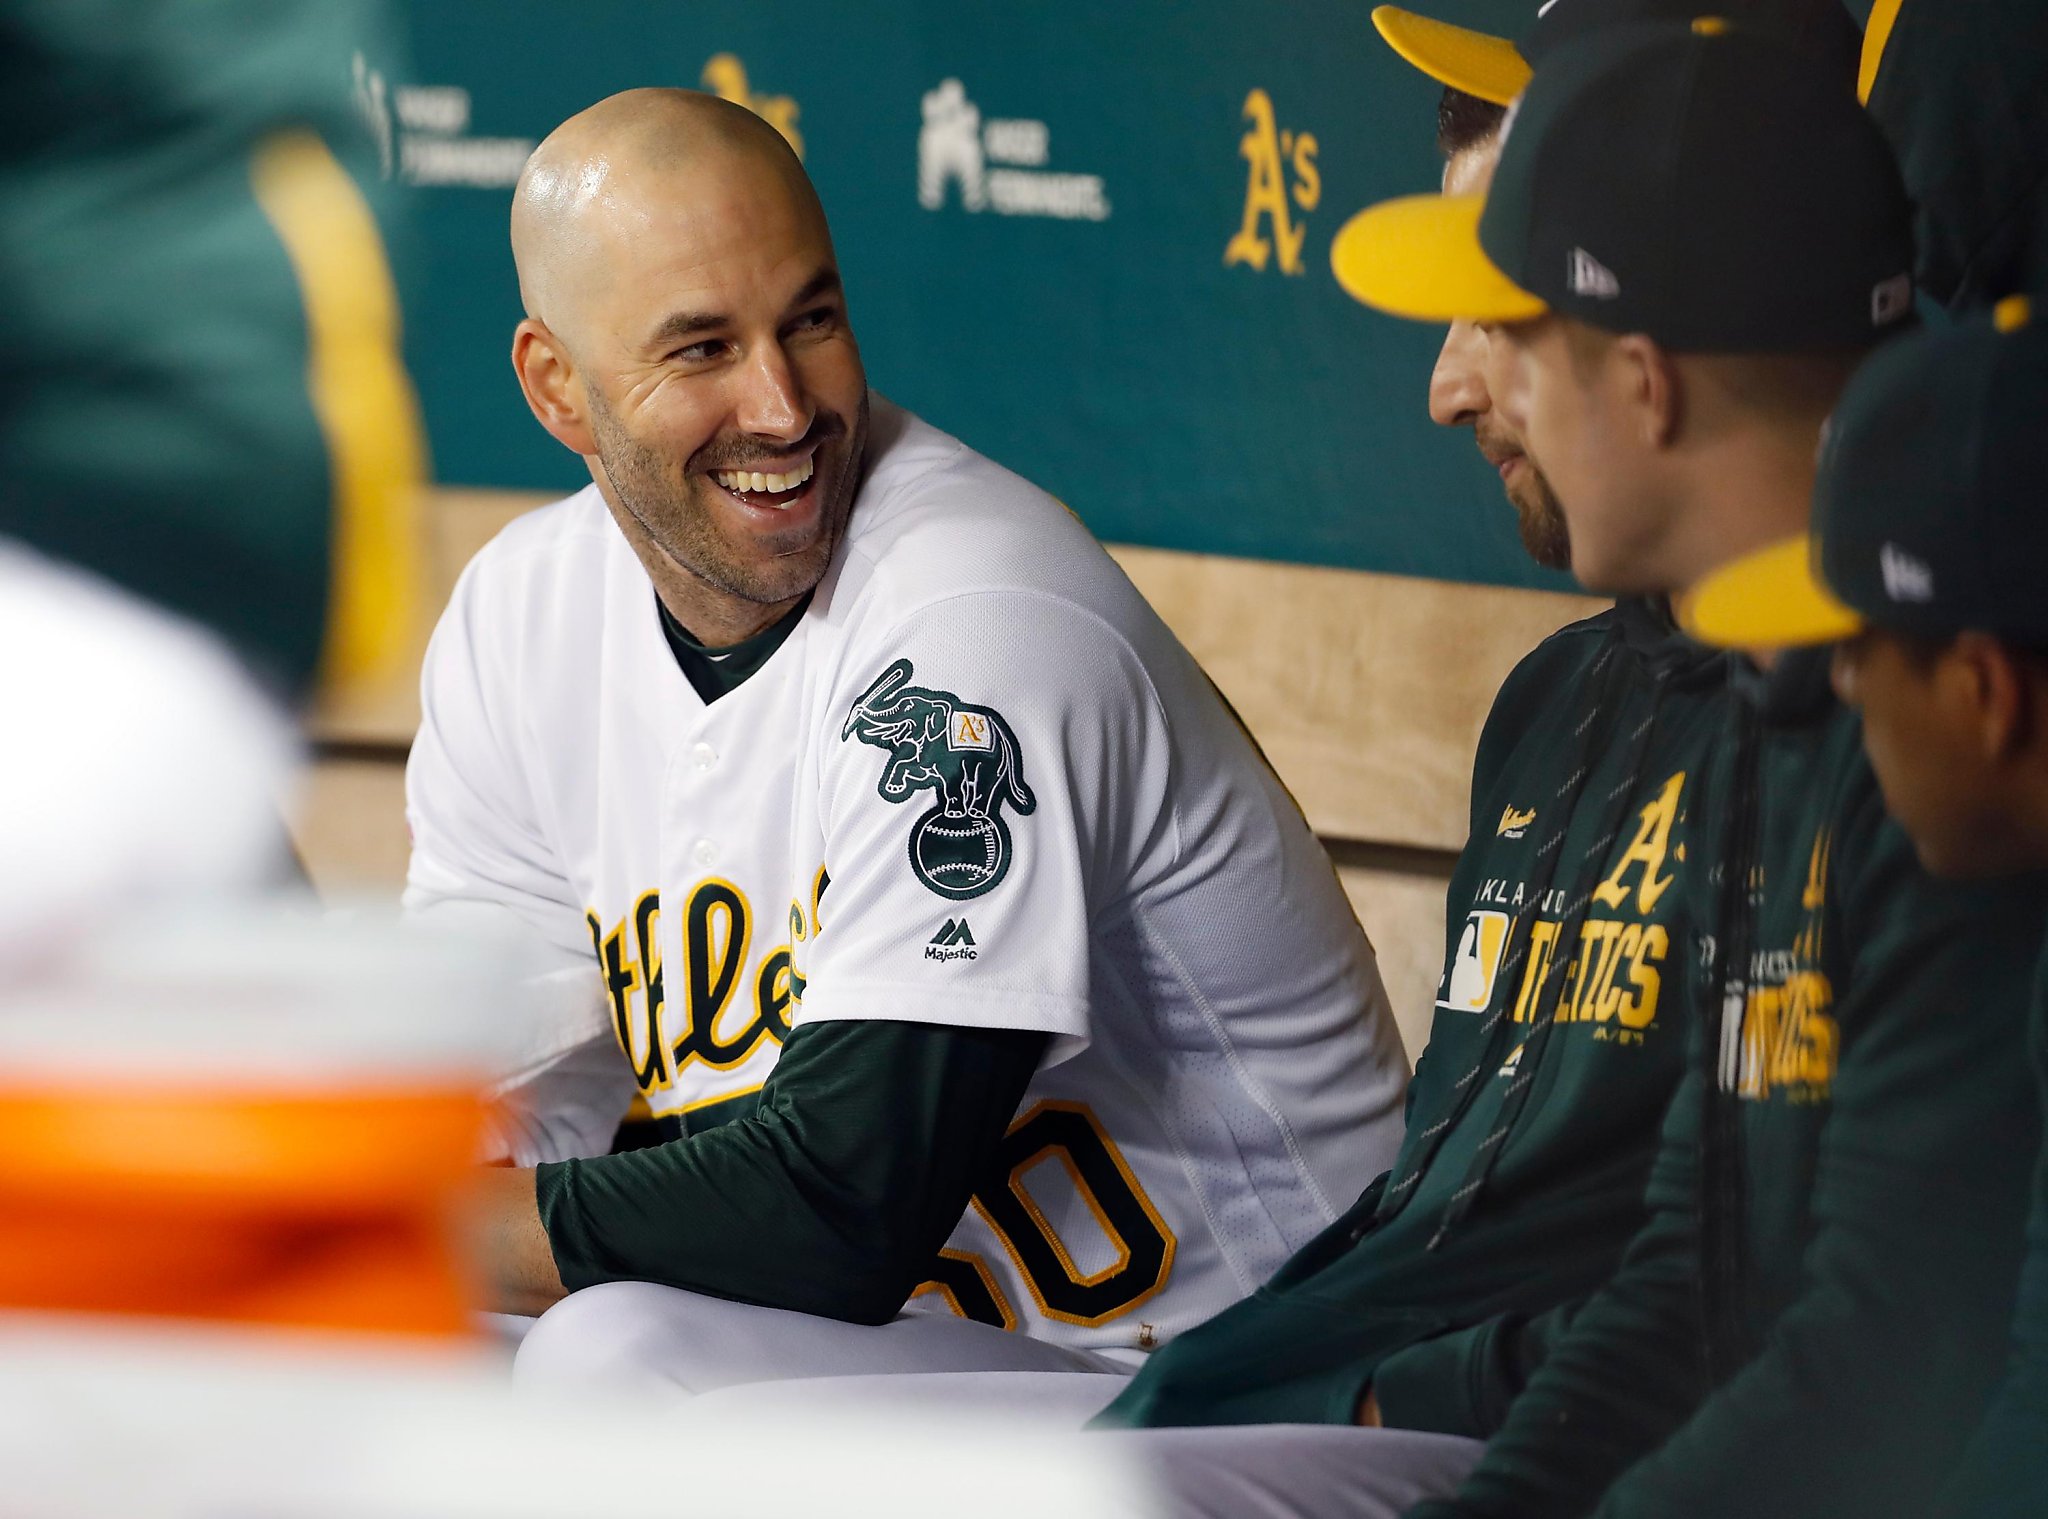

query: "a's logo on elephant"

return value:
[841, 658, 1036, 900]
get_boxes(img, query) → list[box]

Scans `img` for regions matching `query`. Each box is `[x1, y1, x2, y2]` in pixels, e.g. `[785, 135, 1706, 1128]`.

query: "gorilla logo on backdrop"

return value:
[919, 79, 987, 211]
[701, 53, 804, 159]
[842, 659, 1036, 900]
[916, 79, 1111, 222]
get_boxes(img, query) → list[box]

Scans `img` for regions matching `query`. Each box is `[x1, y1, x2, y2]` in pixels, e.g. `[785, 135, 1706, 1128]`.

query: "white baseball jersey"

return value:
[405, 399, 1408, 1353]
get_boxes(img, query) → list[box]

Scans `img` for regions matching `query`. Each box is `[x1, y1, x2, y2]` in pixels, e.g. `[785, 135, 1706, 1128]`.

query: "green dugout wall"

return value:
[367, 1, 1575, 591]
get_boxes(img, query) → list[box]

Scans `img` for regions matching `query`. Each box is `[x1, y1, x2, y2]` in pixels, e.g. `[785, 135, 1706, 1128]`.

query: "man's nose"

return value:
[1428, 321, 1490, 428]
[733, 341, 812, 441]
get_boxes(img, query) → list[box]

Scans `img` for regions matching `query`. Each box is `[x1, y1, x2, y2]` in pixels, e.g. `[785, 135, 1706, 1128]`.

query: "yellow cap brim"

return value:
[1678, 536, 1866, 648]
[1331, 193, 1548, 323]
[1372, 6, 1531, 107]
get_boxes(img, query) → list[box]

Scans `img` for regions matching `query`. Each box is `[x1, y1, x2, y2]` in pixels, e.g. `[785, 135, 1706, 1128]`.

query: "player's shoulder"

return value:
[833, 399, 1136, 629]
[1491, 603, 1625, 708]
[456, 484, 617, 592]
[1467, 603, 1633, 793]
[427, 485, 626, 688]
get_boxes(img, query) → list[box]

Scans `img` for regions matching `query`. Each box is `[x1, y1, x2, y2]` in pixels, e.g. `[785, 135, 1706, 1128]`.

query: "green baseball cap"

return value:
[1683, 297, 2048, 648]
[1332, 20, 1916, 351]
[1371, 0, 1862, 108]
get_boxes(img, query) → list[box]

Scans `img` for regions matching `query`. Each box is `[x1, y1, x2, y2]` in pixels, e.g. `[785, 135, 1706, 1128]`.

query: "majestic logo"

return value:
[843, 659, 1037, 900]
[928, 919, 979, 961]
[918, 79, 1110, 221]
[1497, 805, 1537, 839]
[1224, 89, 1321, 275]
[701, 54, 803, 158]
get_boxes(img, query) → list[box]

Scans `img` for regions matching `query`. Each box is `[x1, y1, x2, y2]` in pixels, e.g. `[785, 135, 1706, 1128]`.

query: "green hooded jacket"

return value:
[1411, 650, 2047, 1519]
[1096, 600, 1731, 1434]
[1937, 939, 2048, 1519]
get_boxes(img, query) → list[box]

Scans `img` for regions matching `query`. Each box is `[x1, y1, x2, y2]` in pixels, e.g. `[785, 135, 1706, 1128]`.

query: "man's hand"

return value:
[465, 1165, 568, 1315]
[1357, 1385, 1382, 1427]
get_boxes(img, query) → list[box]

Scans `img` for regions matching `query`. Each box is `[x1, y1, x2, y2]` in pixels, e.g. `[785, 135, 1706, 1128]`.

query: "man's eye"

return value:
[790, 306, 836, 333]
[673, 340, 724, 363]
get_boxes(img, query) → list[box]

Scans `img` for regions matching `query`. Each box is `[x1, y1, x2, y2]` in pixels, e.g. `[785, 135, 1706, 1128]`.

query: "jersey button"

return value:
[691, 742, 717, 773]
[692, 838, 718, 867]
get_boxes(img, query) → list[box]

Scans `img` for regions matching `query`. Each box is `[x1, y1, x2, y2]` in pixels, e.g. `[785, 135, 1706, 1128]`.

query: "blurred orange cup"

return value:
[0, 1082, 483, 1336]
[0, 907, 518, 1340]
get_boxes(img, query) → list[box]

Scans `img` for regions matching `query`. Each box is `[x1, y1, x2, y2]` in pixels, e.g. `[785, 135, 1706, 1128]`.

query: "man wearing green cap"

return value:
[1369, 0, 1861, 117]
[1339, 18, 2046, 1519]
[1682, 299, 2048, 1519]
[1860, 0, 2048, 313]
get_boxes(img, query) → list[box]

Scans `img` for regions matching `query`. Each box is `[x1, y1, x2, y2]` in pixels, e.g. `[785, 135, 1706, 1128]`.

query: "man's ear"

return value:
[1950, 631, 2031, 763]
[1612, 334, 1682, 449]
[511, 318, 596, 456]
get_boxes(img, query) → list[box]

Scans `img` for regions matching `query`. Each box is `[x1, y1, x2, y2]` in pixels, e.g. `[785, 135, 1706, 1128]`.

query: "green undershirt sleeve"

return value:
[535, 1018, 1047, 1323]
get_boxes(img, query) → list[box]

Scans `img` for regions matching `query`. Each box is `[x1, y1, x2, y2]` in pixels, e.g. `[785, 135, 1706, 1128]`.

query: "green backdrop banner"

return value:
[365, 1, 1572, 590]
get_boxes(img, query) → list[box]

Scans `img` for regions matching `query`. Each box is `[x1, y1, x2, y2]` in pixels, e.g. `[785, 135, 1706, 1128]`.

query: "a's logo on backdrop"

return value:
[918, 79, 1111, 222]
[842, 659, 1037, 901]
[701, 54, 803, 158]
[1225, 89, 1321, 274]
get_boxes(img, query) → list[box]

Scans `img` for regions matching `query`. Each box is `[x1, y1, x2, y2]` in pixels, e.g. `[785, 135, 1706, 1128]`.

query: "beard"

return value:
[587, 386, 870, 607]
[1508, 466, 1572, 572]
[1475, 419, 1571, 572]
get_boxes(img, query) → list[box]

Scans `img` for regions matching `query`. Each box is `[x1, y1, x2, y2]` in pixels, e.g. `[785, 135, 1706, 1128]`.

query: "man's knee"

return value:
[514, 1281, 693, 1394]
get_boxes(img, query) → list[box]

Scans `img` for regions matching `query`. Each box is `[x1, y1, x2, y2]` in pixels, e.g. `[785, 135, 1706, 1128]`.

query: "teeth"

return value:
[713, 458, 815, 495]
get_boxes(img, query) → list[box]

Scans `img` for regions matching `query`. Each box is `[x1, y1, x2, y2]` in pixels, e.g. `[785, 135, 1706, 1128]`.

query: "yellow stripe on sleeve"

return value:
[1859, 0, 1907, 105]
[252, 130, 427, 697]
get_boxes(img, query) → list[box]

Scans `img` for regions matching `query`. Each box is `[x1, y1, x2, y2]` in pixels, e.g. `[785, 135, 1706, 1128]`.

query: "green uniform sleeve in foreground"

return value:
[536, 1019, 1047, 1323]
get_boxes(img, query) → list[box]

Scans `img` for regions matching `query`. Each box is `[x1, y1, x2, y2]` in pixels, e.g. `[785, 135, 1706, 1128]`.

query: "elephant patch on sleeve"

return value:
[840, 658, 1036, 900]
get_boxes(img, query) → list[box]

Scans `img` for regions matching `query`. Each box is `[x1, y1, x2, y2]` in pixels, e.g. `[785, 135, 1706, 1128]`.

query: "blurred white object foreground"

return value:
[0, 1314, 1158, 1519]
[0, 538, 295, 973]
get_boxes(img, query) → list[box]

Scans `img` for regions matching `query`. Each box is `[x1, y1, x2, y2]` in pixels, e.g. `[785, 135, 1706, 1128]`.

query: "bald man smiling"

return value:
[410, 90, 1409, 1395]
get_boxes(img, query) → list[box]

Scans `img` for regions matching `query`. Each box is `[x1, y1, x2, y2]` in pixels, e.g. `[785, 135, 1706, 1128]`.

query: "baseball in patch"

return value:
[841, 658, 1036, 900]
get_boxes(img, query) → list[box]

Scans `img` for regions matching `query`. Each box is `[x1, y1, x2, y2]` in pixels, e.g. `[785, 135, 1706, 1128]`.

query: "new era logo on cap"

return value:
[1568, 247, 1621, 299]
[1879, 542, 1935, 602]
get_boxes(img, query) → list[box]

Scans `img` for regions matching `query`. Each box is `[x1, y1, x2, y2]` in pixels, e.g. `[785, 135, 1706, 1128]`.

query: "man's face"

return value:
[1495, 316, 1665, 595]
[578, 161, 868, 610]
[1429, 137, 1570, 570]
[1831, 629, 2009, 877]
